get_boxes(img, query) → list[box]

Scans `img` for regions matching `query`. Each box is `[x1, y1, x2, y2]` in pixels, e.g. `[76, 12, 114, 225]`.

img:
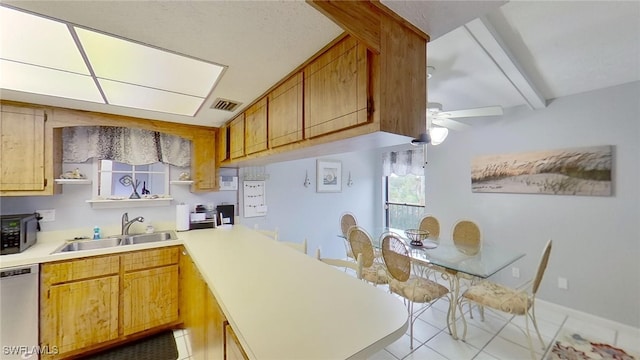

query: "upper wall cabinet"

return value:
[244, 97, 268, 155]
[0, 104, 61, 196]
[229, 113, 245, 160]
[268, 72, 303, 148]
[216, 123, 230, 165]
[191, 129, 218, 192]
[304, 36, 370, 138]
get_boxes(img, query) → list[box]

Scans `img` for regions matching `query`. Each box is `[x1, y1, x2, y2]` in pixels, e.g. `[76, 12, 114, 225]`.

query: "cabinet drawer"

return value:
[42, 254, 120, 284]
[123, 246, 179, 272]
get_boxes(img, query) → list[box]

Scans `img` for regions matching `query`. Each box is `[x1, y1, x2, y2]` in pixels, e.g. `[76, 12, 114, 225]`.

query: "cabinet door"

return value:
[192, 129, 217, 192]
[123, 265, 179, 335]
[41, 276, 119, 358]
[229, 114, 245, 159]
[268, 72, 303, 148]
[0, 105, 46, 191]
[217, 124, 230, 164]
[244, 97, 268, 155]
[181, 252, 208, 360]
[206, 289, 226, 360]
[304, 36, 369, 138]
[224, 322, 249, 360]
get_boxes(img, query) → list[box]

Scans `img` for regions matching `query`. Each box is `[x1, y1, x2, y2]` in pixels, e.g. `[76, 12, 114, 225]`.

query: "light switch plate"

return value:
[558, 277, 568, 290]
[37, 209, 55, 222]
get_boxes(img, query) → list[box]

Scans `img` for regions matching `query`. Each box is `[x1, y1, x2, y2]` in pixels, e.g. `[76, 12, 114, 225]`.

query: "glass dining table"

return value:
[346, 228, 525, 339]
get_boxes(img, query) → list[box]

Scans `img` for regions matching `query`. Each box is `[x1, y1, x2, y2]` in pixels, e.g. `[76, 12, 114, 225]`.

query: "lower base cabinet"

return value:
[181, 249, 245, 360]
[40, 247, 180, 359]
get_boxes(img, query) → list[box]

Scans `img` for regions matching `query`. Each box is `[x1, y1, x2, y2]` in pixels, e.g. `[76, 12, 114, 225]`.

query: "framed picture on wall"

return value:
[316, 159, 342, 193]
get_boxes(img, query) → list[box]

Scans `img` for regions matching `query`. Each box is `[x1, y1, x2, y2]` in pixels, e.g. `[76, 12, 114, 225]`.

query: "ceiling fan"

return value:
[412, 102, 504, 146]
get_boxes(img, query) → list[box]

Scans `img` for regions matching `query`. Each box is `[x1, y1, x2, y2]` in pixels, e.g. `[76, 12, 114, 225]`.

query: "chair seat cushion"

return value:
[362, 263, 388, 284]
[390, 276, 448, 303]
[463, 281, 531, 315]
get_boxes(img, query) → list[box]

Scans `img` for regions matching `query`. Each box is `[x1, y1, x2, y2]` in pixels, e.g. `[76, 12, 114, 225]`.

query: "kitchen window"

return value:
[95, 160, 169, 199]
[384, 173, 425, 229]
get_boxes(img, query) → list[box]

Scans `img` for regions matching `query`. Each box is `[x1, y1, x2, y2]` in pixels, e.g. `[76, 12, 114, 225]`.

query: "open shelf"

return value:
[170, 180, 194, 185]
[86, 197, 173, 209]
[55, 179, 92, 185]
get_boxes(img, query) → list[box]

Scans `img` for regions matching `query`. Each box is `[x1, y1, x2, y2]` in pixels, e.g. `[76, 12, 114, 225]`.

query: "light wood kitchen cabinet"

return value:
[0, 103, 61, 195]
[268, 72, 303, 148]
[122, 247, 180, 335]
[217, 124, 230, 165]
[192, 129, 218, 192]
[40, 254, 121, 359]
[41, 247, 181, 359]
[224, 322, 249, 360]
[181, 249, 234, 360]
[304, 36, 370, 138]
[229, 113, 245, 160]
[244, 97, 268, 155]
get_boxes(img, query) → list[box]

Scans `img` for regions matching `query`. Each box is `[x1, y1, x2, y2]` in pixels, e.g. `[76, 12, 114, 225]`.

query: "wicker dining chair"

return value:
[315, 248, 363, 280]
[459, 239, 553, 360]
[381, 233, 450, 349]
[452, 219, 481, 255]
[280, 238, 307, 254]
[347, 226, 388, 286]
[254, 224, 279, 241]
[418, 215, 440, 240]
[339, 212, 357, 259]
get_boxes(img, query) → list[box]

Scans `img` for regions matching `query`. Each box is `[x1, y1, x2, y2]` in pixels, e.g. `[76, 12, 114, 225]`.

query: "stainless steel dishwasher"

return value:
[1, 264, 39, 360]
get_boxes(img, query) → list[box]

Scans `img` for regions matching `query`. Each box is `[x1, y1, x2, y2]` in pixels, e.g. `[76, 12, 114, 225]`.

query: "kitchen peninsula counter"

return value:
[0, 225, 408, 359]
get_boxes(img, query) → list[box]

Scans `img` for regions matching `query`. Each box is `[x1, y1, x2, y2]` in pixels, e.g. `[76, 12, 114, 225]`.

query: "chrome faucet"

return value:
[121, 212, 144, 235]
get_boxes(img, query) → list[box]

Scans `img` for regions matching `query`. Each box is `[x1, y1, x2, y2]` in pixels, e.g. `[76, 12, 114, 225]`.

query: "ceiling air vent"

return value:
[211, 98, 242, 112]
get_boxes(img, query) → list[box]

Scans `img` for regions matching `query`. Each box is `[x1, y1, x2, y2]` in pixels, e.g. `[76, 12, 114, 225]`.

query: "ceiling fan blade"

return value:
[431, 118, 472, 131]
[440, 106, 503, 118]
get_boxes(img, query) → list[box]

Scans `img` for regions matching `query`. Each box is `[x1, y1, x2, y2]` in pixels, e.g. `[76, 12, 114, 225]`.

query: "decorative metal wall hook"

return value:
[303, 170, 311, 187]
[347, 171, 353, 187]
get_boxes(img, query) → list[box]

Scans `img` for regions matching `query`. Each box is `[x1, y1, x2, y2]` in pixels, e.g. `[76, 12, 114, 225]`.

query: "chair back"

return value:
[340, 212, 357, 237]
[347, 226, 375, 267]
[532, 239, 552, 294]
[254, 224, 279, 240]
[452, 220, 481, 255]
[282, 238, 307, 254]
[381, 233, 411, 282]
[419, 215, 440, 239]
[315, 248, 363, 280]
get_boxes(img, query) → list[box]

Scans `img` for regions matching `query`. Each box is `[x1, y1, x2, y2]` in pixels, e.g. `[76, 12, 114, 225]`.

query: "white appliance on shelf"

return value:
[219, 176, 238, 191]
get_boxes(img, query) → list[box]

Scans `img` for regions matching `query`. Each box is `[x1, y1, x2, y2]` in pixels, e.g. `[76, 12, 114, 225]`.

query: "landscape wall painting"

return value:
[471, 145, 612, 196]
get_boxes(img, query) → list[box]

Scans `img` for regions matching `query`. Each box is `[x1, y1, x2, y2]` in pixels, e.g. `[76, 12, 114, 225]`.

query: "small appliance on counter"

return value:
[1, 213, 39, 255]
[189, 204, 216, 230]
[216, 204, 235, 225]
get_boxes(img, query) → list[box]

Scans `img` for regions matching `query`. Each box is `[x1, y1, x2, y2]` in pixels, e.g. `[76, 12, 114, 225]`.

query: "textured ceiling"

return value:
[2, 1, 639, 128]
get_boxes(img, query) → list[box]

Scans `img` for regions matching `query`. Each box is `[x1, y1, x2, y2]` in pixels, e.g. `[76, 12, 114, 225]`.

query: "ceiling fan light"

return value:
[430, 127, 449, 145]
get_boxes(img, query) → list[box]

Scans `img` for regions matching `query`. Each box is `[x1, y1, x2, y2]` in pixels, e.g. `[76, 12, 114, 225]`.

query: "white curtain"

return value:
[62, 126, 191, 167]
[382, 149, 424, 176]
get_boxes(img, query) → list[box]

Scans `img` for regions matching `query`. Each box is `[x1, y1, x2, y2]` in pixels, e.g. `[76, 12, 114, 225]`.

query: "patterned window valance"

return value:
[382, 149, 424, 176]
[62, 126, 191, 167]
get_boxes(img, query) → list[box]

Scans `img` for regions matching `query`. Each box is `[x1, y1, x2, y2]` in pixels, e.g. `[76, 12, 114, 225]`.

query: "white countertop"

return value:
[0, 225, 408, 359]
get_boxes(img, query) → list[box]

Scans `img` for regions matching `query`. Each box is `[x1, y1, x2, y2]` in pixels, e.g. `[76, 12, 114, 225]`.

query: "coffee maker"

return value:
[216, 204, 235, 225]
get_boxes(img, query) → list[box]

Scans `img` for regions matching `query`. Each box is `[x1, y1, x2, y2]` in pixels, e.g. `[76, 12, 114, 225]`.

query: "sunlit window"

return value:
[96, 160, 168, 199]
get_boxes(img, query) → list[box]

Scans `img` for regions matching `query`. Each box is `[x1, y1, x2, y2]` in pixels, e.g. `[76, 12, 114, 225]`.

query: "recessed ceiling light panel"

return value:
[1, 60, 103, 102]
[0, 6, 89, 75]
[99, 79, 203, 116]
[75, 28, 225, 97]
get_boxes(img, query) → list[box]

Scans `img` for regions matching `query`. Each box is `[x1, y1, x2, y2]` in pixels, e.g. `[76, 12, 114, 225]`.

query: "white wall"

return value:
[0, 167, 238, 236]
[237, 150, 381, 260]
[424, 81, 640, 327]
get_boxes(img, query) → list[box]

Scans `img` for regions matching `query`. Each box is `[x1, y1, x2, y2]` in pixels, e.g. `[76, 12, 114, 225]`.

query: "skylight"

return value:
[0, 5, 226, 117]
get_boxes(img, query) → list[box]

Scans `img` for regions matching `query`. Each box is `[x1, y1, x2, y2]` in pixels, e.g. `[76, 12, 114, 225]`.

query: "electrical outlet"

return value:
[36, 209, 55, 222]
[558, 277, 568, 290]
[512, 267, 520, 278]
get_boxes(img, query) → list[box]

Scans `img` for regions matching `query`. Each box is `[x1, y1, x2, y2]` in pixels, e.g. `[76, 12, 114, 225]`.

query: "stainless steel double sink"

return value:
[53, 231, 177, 253]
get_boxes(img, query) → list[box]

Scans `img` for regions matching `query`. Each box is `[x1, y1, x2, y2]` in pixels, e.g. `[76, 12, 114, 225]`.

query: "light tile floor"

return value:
[171, 278, 640, 360]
